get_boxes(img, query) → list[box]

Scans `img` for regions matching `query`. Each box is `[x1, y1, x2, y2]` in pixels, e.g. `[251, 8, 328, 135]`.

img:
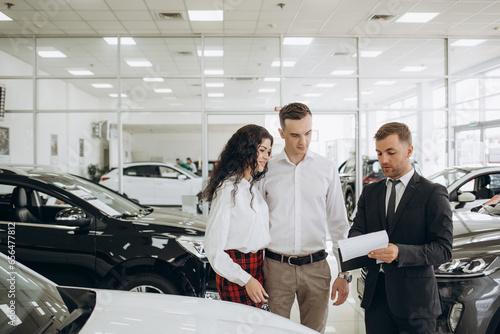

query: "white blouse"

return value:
[204, 176, 271, 287]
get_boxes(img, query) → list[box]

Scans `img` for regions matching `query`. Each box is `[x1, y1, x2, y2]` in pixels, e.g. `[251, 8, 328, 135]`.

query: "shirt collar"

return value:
[275, 148, 313, 165]
[386, 168, 414, 188]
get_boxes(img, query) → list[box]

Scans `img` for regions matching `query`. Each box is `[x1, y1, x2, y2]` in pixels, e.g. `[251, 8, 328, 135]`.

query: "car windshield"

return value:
[32, 173, 145, 217]
[427, 168, 468, 188]
[0, 254, 69, 332]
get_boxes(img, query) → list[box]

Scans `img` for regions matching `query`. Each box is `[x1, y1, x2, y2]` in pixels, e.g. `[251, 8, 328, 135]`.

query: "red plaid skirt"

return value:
[216, 249, 264, 308]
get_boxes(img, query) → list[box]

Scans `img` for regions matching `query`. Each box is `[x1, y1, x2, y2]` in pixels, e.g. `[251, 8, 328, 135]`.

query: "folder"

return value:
[339, 248, 377, 272]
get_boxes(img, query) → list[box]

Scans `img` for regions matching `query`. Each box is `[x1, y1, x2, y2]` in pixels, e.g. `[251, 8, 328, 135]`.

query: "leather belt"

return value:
[265, 249, 327, 266]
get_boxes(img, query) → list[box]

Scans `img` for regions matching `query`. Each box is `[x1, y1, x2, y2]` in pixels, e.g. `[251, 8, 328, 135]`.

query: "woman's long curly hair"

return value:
[201, 124, 273, 207]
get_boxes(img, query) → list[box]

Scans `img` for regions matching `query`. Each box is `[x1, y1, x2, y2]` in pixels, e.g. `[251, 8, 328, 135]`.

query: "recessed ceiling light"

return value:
[344, 97, 357, 101]
[316, 83, 336, 88]
[353, 51, 383, 58]
[271, 61, 296, 67]
[304, 93, 321, 97]
[204, 69, 224, 75]
[208, 93, 224, 97]
[283, 37, 314, 45]
[0, 12, 13, 21]
[205, 83, 224, 87]
[375, 80, 396, 85]
[143, 77, 164, 82]
[396, 12, 439, 23]
[109, 93, 128, 98]
[258, 88, 276, 93]
[451, 39, 486, 47]
[264, 77, 281, 82]
[188, 10, 223, 21]
[37, 50, 67, 58]
[91, 83, 113, 88]
[154, 88, 173, 93]
[103, 37, 136, 45]
[331, 70, 355, 75]
[67, 69, 94, 76]
[361, 90, 373, 95]
[401, 65, 427, 72]
[126, 59, 152, 67]
[197, 50, 224, 57]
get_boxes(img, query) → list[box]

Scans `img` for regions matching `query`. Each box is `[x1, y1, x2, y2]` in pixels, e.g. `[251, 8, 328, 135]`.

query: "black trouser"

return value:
[365, 273, 436, 334]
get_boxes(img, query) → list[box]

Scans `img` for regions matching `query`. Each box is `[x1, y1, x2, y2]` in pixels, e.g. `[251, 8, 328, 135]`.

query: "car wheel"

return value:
[345, 191, 355, 222]
[117, 273, 179, 294]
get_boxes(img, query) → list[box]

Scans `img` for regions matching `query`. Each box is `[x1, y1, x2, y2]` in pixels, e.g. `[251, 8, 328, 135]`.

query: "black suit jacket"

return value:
[349, 171, 453, 318]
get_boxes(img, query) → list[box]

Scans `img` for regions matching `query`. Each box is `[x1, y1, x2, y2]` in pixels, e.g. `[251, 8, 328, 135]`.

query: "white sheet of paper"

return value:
[338, 230, 389, 262]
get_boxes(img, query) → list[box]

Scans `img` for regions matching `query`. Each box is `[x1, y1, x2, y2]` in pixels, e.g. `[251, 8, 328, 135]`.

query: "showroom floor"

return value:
[289, 252, 366, 333]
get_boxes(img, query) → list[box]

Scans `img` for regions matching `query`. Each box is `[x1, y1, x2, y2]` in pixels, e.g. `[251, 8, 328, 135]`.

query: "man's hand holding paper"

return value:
[337, 230, 391, 271]
[367, 243, 399, 263]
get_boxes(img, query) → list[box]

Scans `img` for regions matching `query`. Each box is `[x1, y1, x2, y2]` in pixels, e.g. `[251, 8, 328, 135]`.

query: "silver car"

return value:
[0, 253, 316, 334]
[427, 165, 500, 211]
[100, 162, 203, 206]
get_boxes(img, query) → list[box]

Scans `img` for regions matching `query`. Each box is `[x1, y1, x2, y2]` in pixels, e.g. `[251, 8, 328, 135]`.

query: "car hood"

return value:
[132, 206, 207, 233]
[81, 289, 317, 334]
[450, 211, 500, 258]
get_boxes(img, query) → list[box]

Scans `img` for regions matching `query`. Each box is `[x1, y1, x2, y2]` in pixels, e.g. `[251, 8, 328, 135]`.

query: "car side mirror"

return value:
[178, 174, 187, 180]
[458, 192, 476, 203]
[56, 207, 91, 227]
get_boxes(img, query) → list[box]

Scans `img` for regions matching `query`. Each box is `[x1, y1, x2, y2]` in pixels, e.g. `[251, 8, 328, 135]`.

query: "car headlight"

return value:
[448, 302, 464, 332]
[177, 236, 206, 260]
[436, 255, 499, 277]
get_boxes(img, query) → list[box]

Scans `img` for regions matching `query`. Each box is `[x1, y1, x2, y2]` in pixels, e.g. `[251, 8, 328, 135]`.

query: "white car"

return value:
[427, 165, 500, 211]
[0, 253, 316, 334]
[100, 162, 203, 206]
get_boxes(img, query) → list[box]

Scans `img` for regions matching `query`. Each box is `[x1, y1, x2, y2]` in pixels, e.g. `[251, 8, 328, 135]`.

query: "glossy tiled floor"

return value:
[289, 252, 366, 333]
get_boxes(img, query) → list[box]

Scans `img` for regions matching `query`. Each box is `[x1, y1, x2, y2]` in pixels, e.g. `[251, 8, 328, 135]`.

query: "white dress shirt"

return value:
[257, 150, 349, 270]
[385, 168, 415, 213]
[204, 176, 271, 287]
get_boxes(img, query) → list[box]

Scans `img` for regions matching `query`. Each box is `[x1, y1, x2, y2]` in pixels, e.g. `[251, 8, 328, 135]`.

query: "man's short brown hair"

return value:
[279, 102, 312, 130]
[374, 122, 412, 146]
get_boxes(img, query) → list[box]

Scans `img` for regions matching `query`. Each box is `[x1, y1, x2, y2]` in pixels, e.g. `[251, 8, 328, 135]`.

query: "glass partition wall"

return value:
[1, 35, 499, 205]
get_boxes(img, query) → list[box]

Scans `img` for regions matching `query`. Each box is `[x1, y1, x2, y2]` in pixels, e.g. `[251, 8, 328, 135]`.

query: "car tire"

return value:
[117, 273, 179, 294]
[345, 190, 355, 222]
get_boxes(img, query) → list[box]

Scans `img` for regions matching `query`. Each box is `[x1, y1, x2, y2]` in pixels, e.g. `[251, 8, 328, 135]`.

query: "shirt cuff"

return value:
[234, 270, 252, 287]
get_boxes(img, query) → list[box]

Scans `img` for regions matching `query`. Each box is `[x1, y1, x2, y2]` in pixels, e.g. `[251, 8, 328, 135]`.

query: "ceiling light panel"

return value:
[103, 37, 136, 45]
[154, 88, 173, 93]
[197, 50, 224, 57]
[91, 83, 113, 88]
[126, 59, 153, 67]
[143, 78, 164, 82]
[37, 50, 67, 58]
[67, 69, 95, 76]
[188, 10, 223, 21]
[396, 12, 439, 23]
[451, 39, 486, 47]
[283, 37, 314, 45]
[0, 11, 12, 21]
[401, 65, 427, 72]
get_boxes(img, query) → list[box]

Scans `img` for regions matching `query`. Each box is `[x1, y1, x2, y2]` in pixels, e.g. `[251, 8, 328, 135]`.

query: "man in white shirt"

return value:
[258, 102, 350, 333]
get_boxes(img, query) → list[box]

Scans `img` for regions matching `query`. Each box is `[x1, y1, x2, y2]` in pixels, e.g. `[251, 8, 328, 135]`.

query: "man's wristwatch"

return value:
[338, 273, 352, 283]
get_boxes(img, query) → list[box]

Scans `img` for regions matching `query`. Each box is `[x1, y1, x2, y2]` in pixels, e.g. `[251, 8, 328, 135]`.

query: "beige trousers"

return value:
[263, 257, 331, 333]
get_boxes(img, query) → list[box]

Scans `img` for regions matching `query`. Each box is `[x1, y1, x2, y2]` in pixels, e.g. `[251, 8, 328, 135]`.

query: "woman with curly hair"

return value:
[202, 124, 273, 308]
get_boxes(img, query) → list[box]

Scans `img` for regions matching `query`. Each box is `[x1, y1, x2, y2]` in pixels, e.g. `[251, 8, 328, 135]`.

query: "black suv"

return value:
[0, 165, 216, 297]
[339, 156, 422, 221]
[338, 156, 386, 221]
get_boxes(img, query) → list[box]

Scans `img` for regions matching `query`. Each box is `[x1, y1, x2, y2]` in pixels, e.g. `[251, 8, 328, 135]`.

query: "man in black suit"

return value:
[349, 122, 453, 334]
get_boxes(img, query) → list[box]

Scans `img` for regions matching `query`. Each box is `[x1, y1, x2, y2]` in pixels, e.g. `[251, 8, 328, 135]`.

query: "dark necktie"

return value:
[386, 179, 400, 231]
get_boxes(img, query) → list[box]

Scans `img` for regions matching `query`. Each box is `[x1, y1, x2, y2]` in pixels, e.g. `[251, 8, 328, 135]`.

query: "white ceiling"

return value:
[1, 0, 500, 37]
